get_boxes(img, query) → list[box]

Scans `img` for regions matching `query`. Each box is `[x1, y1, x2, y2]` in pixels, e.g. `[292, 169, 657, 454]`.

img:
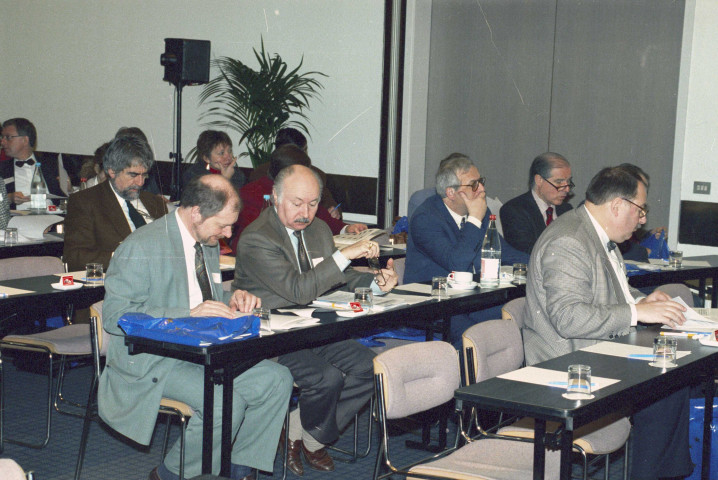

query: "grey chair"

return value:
[74, 302, 193, 480]
[462, 317, 631, 480]
[0, 256, 89, 451]
[655, 283, 695, 307]
[373, 340, 560, 480]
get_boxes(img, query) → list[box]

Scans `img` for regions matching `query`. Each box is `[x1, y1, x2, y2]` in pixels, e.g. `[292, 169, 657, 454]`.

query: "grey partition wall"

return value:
[424, 0, 684, 228]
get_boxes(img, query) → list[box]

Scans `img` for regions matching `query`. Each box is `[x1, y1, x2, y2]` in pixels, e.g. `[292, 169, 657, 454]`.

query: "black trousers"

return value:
[631, 387, 693, 479]
[278, 339, 376, 445]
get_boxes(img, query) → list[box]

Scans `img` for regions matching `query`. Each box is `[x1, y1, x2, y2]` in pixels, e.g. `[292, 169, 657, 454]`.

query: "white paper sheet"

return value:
[580, 341, 691, 361]
[7, 214, 64, 240]
[497, 366, 620, 392]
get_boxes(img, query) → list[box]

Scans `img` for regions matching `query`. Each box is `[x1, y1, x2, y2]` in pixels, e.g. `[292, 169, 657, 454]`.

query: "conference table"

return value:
[0, 233, 64, 259]
[454, 326, 718, 480]
[124, 282, 526, 476]
[628, 255, 718, 306]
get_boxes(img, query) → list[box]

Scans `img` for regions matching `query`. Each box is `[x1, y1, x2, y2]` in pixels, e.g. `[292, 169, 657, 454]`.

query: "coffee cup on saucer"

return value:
[448, 271, 473, 288]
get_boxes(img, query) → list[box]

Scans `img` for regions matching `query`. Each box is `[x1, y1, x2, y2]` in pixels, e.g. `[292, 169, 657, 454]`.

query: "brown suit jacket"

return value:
[63, 180, 167, 271]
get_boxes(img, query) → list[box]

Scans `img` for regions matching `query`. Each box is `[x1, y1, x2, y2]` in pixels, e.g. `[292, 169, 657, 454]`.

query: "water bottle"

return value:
[262, 194, 271, 211]
[479, 214, 501, 288]
[30, 162, 48, 213]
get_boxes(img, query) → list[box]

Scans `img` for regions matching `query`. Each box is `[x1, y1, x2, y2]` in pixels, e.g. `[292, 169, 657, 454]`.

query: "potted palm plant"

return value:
[197, 39, 326, 167]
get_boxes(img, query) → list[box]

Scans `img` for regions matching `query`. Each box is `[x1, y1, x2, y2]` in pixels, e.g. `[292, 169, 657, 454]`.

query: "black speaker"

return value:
[160, 38, 211, 86]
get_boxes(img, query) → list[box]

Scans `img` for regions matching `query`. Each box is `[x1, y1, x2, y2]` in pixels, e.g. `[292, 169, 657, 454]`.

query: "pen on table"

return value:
[329, 203, 342, 214]
[660, 331, 699, 338]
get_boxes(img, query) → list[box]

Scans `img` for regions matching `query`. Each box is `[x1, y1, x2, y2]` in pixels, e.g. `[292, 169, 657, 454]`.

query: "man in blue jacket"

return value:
[405, 153, 528, 347]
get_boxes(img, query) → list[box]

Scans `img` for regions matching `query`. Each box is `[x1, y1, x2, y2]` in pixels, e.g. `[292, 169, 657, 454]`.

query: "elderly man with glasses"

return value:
[500, 152, 574, 254]
[405, 153, 528, 348]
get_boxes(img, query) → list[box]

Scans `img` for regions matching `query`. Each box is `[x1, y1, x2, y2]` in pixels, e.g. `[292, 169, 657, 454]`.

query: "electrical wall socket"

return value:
[694, 181, 711, 194]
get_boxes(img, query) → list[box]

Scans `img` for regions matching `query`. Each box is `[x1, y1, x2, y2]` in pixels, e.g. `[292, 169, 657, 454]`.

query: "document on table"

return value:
[626, 259, 712, 270]
[661, 297, 718, 332]
[580, 341, 691, 361]
[0, 285, 34, 297]
[498, 366, 620, 392]
[333, 228, 386, 248]
[7, 214, 64, 240]
[263, 313, 320, 331]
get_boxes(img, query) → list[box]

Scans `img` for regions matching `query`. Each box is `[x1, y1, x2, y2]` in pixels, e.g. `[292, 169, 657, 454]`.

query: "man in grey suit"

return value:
[100, 174, 293, 480]
[524, 165, 691, 479]
[234, 164, 397, 476]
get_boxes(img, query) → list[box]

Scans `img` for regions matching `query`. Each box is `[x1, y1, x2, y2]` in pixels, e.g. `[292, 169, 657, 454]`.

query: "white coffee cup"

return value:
[448, 271, 473, 284]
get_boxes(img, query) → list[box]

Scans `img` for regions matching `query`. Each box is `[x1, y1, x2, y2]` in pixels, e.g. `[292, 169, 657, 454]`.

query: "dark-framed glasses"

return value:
[455, 177, 487, 192]
[1, 135, 23, 141]
[621, 197, 649, 218]
[541, 176, 575, 191]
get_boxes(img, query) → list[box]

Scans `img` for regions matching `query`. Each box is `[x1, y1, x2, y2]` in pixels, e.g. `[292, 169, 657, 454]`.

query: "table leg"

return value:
[202, 364, 214, 474]
[533, 419, 546, 480]
[559, 426, 574, 480]
[699, 278, 707, 308]
[702, 375, 716, 480]
[712, 273, 718, 307]
[221, 368, 233, 477]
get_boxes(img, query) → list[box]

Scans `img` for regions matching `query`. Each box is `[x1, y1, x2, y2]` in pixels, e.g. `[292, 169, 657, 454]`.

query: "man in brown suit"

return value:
[64, 136, 167, 271]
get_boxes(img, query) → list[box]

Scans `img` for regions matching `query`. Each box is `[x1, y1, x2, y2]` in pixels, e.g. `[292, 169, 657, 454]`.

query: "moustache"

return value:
[295, 217, 311, 224]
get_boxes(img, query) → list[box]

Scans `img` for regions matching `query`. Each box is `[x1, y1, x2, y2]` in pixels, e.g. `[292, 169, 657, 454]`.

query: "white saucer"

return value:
[51, 282, 83, 291]
[448, 281, 478, 290]
[699, 336, 718, 348]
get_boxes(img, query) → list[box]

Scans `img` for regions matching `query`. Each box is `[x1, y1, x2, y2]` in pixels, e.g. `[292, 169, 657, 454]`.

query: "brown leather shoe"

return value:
[279, 427, 304, 477]
[147, 467, 161, 480]
[239, 473, 256, 480]
[301, 444, 335, 472]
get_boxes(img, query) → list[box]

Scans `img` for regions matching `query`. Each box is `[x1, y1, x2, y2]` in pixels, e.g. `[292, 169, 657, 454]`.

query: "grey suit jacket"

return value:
[98, 211, 229, 445]
[63, 180, 167, 271]
[233, 207, 372, 309]
[523, 205, 639, 365]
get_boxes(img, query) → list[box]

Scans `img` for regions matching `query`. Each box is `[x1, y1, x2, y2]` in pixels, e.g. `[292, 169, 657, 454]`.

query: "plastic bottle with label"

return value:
[479, 214, 501, 288]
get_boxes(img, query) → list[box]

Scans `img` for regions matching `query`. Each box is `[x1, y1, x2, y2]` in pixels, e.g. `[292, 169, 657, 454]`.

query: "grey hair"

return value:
[435, 153, 474, 198]
[274, 165, 323, 202]
[529, 152, 569, 189]
[103, 135, 154, 174]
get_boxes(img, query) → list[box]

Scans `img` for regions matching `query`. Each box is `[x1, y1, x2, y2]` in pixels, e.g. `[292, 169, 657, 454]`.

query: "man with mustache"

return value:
[500, 152, 574, 254]
[63, 135, 167, 271]
[233, 164, 397, 476]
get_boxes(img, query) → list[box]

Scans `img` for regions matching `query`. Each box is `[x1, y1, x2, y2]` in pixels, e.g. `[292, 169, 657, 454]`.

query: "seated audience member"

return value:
[77, 142, 110, 189]
[233, 164, 397, 476]
[115, 126, 164, 195]
[230, 144, 367, 253]
[500, 152, 573, 254]
[183, 130, 246, 193]
[249, 127, 340, 216]
[63, 136, 167, 271]
[0, 178, 10, 229]
[0, 118, 64, 209]
[523, 164, 691, 479]
[101, 174, 292, 480]
[405, 153, 528, 347]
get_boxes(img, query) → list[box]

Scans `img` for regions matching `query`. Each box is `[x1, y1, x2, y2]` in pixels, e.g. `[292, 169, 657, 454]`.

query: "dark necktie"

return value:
[126, 200, 147, 229]
[194, 242, 213, 302]
[460, 217, 466, 230]
[15, 159, 35, 168]
[294, 231, 311, 273]
[546, 206, 554, 226]
[607, 241, 617, 252]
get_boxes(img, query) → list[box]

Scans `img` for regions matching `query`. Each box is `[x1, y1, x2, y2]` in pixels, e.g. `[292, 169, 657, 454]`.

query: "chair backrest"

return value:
[655, 283, 694, 307]
[0, 256, 64, 281]
[407, 188, 435, 219]
[462, 318, 523, 384]
[501, 296, 527, 329]
[373, 341, 460, 420]
[392, 257, 406, 286]
[89, 301, 108, 357]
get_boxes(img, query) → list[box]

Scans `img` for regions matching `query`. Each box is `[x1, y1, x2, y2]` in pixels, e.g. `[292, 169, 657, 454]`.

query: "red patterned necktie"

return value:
[546, 206, 554, 226]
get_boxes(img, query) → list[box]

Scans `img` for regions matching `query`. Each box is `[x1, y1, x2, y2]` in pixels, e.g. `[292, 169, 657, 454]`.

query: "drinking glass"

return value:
[564, 364, 593, 400]
[253, 307, 272, 332]
[85, 263, 104, 287]
[512, 263, 527, 285]
[354, 287, 374, 310]
[651, 336, 677, 368]
[669, 250, 683, 269]
[5, 228, 18, 246]
[431, 276, 448, 299]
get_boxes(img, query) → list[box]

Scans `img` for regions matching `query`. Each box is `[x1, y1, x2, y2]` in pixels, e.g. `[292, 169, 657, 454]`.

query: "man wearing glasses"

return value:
[500, 152, 574, 254]
[405, 153, 528, 348]
[0, 118, 64, 209]
[523, 164, 691, 480]
[63, 135, 167, 271]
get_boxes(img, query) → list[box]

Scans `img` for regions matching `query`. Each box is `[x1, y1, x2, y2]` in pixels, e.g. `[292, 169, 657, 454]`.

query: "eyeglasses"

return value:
[621, 198, 649, 218]
[1, 135, 23, 141]
[123, 171, 150, 180]
[455, 177, 487, 192]
[541, 176, 575, 191]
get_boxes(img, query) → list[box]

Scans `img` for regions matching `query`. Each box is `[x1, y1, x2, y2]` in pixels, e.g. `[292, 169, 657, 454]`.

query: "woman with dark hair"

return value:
[183, 130, 246, 192]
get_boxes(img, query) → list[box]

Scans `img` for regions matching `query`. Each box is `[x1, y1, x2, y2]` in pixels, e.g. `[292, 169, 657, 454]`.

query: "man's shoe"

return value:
[301, 445, 335, 472]
[278, 427, 304, 476]
[239, 473, 256, 480]
[148, 467, 161, 480]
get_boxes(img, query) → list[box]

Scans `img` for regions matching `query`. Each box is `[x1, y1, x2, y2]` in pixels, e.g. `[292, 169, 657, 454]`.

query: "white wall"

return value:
[671, 0, 718, 255]
[0, 0, 384, 178]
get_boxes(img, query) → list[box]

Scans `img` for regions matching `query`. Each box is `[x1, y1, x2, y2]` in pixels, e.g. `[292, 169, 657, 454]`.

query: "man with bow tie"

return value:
[523, 164, 692, 480]
[0, 118, 64, 209]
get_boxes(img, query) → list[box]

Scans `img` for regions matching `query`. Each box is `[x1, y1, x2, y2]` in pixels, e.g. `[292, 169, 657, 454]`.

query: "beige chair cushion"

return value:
[3, 323, 91, 355]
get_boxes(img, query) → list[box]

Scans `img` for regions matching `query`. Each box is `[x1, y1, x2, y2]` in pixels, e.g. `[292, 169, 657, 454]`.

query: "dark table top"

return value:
[0, 233, 64, 259]
[0, 274, 105, 313]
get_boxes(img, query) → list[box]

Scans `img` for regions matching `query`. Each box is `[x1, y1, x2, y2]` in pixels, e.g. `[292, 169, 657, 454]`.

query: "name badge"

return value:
[212, 272, 222, 283]
[312, 257, 324, 267]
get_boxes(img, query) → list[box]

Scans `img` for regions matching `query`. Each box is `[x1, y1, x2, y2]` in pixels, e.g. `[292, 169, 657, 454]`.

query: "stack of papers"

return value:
[311, 291, 408, 312]
[7, 214, 64, 241]
[333, 228, 386, 248]
[663, 297, 718, 333]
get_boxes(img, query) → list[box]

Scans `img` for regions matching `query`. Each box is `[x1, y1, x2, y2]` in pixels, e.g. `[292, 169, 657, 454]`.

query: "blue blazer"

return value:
[500, 190, 572, 254]
[404, 194, 529, 284]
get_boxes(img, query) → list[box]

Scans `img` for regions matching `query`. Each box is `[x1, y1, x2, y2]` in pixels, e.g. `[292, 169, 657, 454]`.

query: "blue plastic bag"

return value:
[687, 397, 718, 479]
[392, 216, 408, 234]
[118, 312, 260, 346]
[640, 229, 670, 260]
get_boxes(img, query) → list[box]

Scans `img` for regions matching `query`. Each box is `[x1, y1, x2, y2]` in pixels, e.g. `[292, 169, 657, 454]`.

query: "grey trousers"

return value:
[278, 339, 376, 445]
[161, 359, 293, 477]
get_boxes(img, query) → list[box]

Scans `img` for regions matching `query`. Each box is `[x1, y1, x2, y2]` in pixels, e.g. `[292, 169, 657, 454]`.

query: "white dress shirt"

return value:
[176, 209, 205, 309]
[13, 154, 37, 211]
